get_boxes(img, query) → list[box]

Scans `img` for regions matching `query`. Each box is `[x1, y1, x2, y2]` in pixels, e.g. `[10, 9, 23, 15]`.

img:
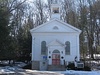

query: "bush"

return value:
[83, 66, 91, 71]
[22, 63, 32, 69]
[66, 62, 91, 71]
[67, 63, 75, 70]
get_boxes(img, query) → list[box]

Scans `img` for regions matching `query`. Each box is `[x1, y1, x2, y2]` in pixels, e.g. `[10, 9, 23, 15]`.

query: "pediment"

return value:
[47, 40, 64, 47]
[30, 19, 81, 33]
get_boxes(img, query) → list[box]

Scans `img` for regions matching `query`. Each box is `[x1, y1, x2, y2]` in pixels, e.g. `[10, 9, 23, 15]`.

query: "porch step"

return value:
[47, 65, 66, 71]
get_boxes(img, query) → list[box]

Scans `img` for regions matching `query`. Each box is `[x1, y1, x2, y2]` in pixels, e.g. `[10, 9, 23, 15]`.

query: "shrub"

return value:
[22, 63, 32, 69]
[76, 66, 91, 71]
[67, 63, 75, 70]
[66, 63, 91, 71]
[83, 66, 91, 71]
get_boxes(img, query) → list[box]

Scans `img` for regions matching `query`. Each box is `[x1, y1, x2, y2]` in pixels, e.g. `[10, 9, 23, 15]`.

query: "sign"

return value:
[43, 56, 47, 60]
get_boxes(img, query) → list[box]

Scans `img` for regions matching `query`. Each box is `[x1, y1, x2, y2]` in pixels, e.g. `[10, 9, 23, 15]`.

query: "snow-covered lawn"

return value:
[59, 70, 100, 75]
[0, 68, 100, 75]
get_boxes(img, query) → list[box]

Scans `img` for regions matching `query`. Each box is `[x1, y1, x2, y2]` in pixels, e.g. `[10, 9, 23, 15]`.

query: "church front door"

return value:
[52, 50, 60, 65]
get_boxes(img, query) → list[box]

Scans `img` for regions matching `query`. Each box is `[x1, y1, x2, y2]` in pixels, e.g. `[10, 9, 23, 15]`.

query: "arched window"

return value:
[53, 50, 60, 53]
[65, 41, 70, 55]
[53, 26, 59, 30]
[41, 41, 47, 55]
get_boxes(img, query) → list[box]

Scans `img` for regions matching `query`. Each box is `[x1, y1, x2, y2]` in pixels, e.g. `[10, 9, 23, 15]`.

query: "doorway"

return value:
[52, 50, 60, 65]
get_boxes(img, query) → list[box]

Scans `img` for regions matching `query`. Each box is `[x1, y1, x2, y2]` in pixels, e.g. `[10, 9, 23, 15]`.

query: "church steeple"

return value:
[50, 0, 61, 19]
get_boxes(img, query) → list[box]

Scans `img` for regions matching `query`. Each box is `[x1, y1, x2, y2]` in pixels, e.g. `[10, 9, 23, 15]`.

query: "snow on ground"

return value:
[0, 67, 100, 75]
[59, 70, 100, 75]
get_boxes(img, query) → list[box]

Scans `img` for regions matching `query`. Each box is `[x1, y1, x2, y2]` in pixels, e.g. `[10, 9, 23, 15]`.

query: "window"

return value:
[65, 41, 70, 55]
[49, 51, 51, 54]
[53, 26, 59, 30]
[61, 51, 63, 54]
[53, 50, 60, 53]
[51, 0, 58, 4]
[53, 7, 59, 13]
[41, 41, 47, 55]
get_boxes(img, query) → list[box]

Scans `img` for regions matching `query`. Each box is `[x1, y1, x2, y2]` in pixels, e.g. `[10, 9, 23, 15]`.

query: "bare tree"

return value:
[33, 0, 50, 26]
[77, 0, 100, 59]
[61, 0, 79, 27]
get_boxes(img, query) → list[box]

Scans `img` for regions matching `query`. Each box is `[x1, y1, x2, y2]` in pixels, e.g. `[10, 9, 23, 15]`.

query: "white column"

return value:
[48, 47, 52, 65]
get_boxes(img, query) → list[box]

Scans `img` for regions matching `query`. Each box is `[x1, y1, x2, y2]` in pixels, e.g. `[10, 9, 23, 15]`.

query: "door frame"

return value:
[52, 50, 60, 65]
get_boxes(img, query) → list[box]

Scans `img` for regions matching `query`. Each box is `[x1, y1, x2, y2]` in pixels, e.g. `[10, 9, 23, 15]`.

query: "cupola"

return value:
[50, 0, 61, 19]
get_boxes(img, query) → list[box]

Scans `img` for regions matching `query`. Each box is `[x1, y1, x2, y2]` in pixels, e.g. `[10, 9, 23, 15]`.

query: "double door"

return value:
[52, 54, 60, 65]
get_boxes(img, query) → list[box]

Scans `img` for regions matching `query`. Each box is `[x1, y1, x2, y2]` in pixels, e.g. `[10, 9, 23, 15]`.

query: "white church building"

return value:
[30, 0, 81, 70]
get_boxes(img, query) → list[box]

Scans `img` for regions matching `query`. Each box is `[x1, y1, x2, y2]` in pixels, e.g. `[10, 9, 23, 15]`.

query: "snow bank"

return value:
[60, 70, 100, 75]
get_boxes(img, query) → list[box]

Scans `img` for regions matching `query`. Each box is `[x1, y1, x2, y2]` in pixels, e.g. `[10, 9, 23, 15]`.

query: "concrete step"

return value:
[47, 65, 66, 71]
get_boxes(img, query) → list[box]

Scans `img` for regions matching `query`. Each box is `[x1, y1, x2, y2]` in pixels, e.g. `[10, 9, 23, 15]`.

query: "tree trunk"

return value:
[88, 36, 94, 59]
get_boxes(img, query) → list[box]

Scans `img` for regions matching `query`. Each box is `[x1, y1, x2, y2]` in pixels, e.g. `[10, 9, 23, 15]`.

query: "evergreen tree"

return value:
[0, 3, 15, 60]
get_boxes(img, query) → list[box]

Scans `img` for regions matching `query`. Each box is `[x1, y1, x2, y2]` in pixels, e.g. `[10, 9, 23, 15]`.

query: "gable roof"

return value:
[30, 18, 81, 33]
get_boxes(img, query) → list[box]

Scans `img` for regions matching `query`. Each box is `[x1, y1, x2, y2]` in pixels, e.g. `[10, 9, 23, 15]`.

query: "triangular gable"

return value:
[56, 19, 81, 33]
[47, 40, 64, 47]
[30, 19, 81, 33]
